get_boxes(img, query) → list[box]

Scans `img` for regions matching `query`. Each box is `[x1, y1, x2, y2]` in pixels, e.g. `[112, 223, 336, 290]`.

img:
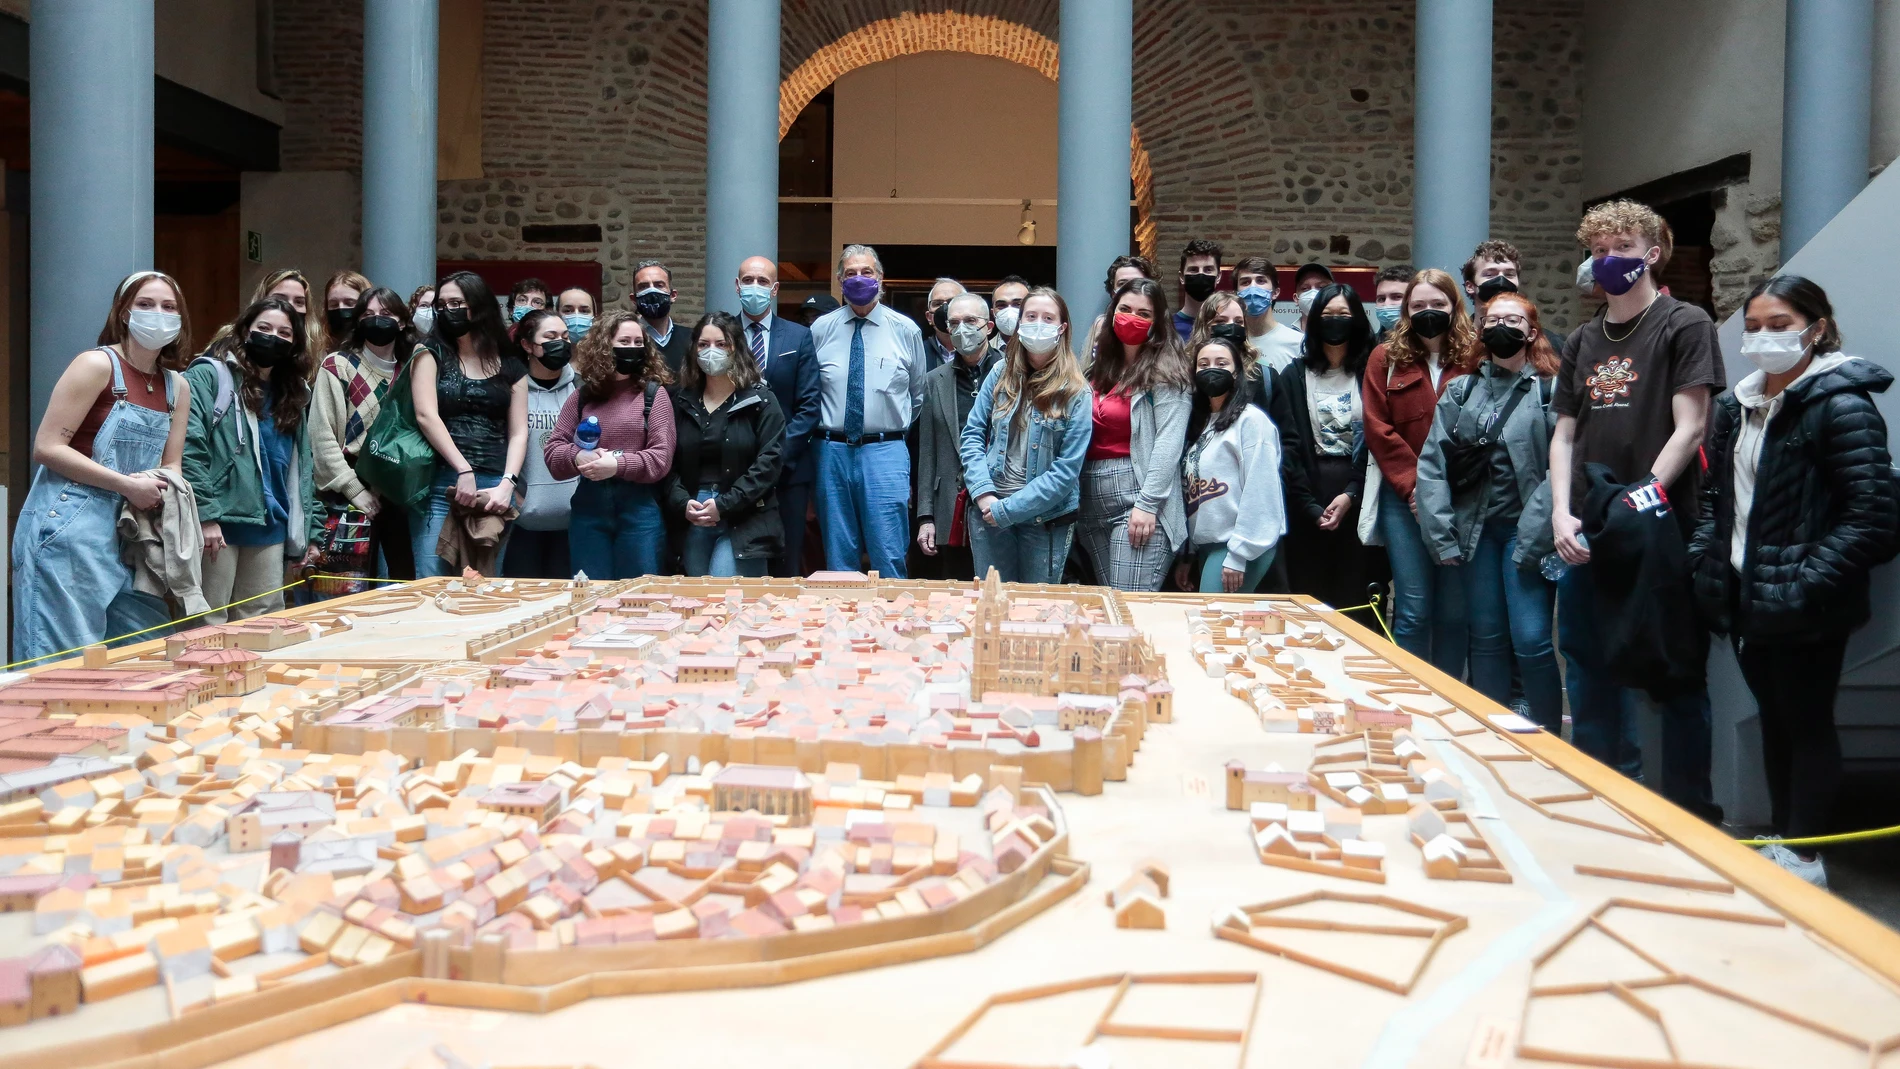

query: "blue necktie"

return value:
[750, 322, 767, 373]
[845, 317, 867, 440]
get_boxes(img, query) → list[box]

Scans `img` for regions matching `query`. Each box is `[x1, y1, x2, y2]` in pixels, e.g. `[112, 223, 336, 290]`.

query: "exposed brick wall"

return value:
[270, 0, 1584, 328]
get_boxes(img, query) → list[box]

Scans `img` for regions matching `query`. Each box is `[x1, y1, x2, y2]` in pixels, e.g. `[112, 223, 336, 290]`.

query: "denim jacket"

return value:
[957, 364, 1093, 528]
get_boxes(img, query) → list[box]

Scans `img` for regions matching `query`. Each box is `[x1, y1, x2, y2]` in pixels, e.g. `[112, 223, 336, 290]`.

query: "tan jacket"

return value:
[118, 468, 211, 616]
[435, 499, 518, 577]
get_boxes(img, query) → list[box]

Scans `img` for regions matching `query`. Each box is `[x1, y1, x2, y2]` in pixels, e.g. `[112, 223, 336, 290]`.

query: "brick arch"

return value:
[778, 10, 1157, 261]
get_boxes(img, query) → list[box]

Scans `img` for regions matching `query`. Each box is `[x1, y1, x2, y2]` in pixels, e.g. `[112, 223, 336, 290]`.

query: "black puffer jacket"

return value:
[663, 384, 786, 562]
[1690, 356, 1898, 637]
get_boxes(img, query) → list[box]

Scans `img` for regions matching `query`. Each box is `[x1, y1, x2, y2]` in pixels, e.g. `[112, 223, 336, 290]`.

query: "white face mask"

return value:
[696, 346, 732, 377]
[994, 306, 1021, 337]
[950, 323, 989, 355]
[1296, 289, 1320, 317]
[412, 307, 434, 334]
[127, 309, 182, 350]
[1017, 321, 1062, 355]
[1740, 327, 1810, 375]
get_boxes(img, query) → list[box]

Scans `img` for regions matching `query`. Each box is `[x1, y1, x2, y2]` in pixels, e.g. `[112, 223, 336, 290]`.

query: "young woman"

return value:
[556, 287, 596, 344]
[309, 286, 418, 589]
[208, 268, 320, 358]
[1690, 276, 1897, 888]
[1076, 278, 1192, 592]
[958, 287, 1092, 584]
[501, 309, 580, 579]
[1270, 283, 1373, 621]
[661, 313, 784, 577]
[410, 285, 437, 337]
[545, 311, 675, 579]
[183, 296, 322, 623]
[1415, 292, 1561, 729]
[1363, 267, 1475, 672]
[12, 272, 193, 662]
[1175, 337, 1285, 593]
[1085, 255, 1160, 362]
[409, 272, 530, 577]
[320, 270, 373, 359]
[1186, 291, 1274, 412]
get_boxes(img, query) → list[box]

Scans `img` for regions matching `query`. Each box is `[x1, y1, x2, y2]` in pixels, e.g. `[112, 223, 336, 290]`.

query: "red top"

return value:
[545, 380, 678, 483]
[1086, 390, 1133, 460]
[71, 355, 171, 459]
[1362, 343, 1467, 500]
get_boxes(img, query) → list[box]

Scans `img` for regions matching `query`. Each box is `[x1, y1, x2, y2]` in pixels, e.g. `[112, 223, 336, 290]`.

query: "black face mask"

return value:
[326, 308, 357, 337]
[1194, 367, 1235, 398]
[1475, 275, 1518, 304]
[1481, 324, 1528, 359]
[635, 290, 673, 321]
[1318, 316, 1355, 346]
[931, 304, 950, 334]
[359, 315, 401, 346]
[1409, 309, 1451, 340]
[537, 339, 572, 370]
[613, 345, 648, 375]
[1182, 273, 1219, 302]
[244, 330, 295, 369]
[437, 307, 472, 340]
[1209, 322, 1248, 344]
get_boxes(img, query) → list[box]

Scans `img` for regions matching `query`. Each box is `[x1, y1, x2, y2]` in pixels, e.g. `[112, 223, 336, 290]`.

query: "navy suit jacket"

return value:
[757, 315, 822, 486]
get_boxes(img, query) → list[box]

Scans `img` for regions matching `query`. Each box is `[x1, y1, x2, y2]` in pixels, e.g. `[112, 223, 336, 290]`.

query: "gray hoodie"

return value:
[518, 364, 579, 531]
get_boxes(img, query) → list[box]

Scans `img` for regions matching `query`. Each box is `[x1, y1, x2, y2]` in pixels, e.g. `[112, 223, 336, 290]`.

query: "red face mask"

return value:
[1112, 313, 1151, 347]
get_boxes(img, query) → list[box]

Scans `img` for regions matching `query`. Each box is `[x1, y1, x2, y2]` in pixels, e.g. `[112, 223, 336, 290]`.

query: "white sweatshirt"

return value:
[1729, 352, 1851, 572]
[1183, 404, 1288, 571]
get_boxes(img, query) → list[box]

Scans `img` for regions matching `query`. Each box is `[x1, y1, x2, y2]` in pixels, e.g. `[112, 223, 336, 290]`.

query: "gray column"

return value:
[29, 1, 154, 429]
[1411, 0, 1493, 282]
[362, 0, 439, 297]
[1058, 0, 1133, 332]
[1781, 0, 1874, 261]
[705, 0, 781, 315]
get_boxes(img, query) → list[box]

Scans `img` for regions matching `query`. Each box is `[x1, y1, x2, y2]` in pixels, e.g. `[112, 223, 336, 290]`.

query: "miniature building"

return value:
[0, 874, 68, 912]
[1056, 694, 1117, 731]
[479, 781, 564, 826]
[711, 764, 813, 826]
[173, 647, 266, 696]
[227, 791, 337, 852]
[164, 625, 232, 660]
[320, 695, 443, 730]
[27, 945, 79, 1019]
[1224, 761, 1316, 811]
[676, 656, 740, 683]
[1111, 874, 1166, 929]
[0, 669, 215, 724]
[969, 570, 1160, 699]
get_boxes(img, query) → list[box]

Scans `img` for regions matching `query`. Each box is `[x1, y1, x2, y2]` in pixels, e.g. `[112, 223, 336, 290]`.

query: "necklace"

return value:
[117, 348, 161, 393]
[1602, 295, 1658, 344]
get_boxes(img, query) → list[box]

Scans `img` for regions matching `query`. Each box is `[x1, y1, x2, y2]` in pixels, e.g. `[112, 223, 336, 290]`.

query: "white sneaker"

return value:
[1775, 849, 1828, 889]
[1754, 834, 1795, 867]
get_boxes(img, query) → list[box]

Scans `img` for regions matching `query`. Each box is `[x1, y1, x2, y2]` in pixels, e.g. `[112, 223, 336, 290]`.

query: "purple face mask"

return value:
[840, 273, 880, 306]
[1592, 253, 1649, 296]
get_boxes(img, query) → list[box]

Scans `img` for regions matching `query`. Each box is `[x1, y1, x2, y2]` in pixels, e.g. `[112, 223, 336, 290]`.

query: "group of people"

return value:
[13, 198, 1895, 887]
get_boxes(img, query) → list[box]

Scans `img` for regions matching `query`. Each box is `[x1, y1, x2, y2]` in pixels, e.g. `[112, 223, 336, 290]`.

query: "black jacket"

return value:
[1689, 357, 1897, 638]
[1579, 464, 1706, 701]
[1269, 361, 1368, 523]
[664, 384, 787, 561]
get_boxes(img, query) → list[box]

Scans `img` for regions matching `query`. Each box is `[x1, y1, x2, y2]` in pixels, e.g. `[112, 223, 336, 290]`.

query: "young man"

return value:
[1291, 262, 1334, 322]
[509, 278, 549, 322]
[633, 259, 690, 375]
[1231, 256, 1303, 372]
[735, 255, 824, 578]
[988, 274, 1029, 354]
[1372, 264, 1413, 340]
[1175, 239, 1223, 339]
[1547, 199, 1723, 820]
[810, 244, 926, 578]
[1463, 239, 1565, 353]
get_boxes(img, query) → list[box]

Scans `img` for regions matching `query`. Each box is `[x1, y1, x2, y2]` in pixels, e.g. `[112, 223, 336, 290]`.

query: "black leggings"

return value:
[1284, 454, 1374, 629]
[1734, 633, 1848, 841]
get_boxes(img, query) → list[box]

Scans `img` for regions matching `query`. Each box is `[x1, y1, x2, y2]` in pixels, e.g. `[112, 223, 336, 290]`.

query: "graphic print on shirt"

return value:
[527, 404, 562, 449]
[1585, 355, 1640, 408]
[1183, 475, 1231, 518]
[1314, 390, 1356, 454]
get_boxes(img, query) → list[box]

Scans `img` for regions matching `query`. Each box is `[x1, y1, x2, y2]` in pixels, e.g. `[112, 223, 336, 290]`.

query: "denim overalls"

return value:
[12, 349, 178, 663]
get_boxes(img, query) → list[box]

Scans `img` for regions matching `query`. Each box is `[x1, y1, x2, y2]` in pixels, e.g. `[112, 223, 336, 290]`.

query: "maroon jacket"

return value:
[1363, 343, 1468, 501]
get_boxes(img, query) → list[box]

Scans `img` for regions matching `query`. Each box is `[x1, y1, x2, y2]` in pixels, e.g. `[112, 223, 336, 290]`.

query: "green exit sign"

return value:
[246, 230, 263, 263]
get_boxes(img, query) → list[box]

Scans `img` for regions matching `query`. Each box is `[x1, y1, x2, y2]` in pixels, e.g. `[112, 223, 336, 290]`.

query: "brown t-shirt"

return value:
[1555, 293, 1724, 522]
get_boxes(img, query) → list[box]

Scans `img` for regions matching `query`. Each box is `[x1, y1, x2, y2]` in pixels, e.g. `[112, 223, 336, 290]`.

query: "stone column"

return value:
[1411, 0, 1493, 282]
[30, 0, 154, 428]
[1058, 0, 1133, 332]
[705, 0, 781, 315]
[1781, 0, 1874, 259]
[362, 0, 440, 296]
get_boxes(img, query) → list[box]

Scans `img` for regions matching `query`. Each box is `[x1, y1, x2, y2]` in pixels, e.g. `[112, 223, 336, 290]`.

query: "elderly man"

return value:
[735, 255, 823, 577]
[810, 244, 926, 577]
[913, 292, 1000, 581]
[921, 277, 965, 375]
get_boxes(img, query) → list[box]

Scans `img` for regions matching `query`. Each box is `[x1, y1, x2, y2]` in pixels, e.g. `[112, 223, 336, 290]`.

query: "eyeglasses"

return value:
[1482, 314, 1530, 329]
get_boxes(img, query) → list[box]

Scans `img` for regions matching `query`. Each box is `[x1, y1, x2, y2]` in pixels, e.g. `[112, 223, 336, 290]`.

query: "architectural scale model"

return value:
[0, 575, 1894, 1069]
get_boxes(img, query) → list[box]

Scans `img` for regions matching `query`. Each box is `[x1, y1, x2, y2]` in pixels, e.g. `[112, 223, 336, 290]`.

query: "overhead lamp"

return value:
[1017, 200, 1037, 246]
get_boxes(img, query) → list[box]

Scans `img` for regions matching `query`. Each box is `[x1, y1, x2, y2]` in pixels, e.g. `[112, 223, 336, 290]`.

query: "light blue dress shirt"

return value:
[809, 301, 927, 435]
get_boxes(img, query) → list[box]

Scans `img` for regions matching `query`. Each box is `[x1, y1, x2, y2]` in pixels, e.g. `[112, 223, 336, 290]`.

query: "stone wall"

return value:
[273, 0, 1586, 328]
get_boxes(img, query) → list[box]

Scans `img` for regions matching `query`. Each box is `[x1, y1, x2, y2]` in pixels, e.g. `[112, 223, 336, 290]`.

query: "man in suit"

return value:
[635, 259, 692, 375]
[913, 292, 999, 580]
[735, 255, 824, 577]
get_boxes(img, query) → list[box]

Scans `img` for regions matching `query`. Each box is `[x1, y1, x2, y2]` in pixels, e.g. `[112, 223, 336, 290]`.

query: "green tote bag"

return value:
[356, 347, 438, 512]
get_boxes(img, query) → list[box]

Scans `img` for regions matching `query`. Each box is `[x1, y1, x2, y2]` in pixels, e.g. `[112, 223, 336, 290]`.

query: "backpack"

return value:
[188, 355, 245, 447]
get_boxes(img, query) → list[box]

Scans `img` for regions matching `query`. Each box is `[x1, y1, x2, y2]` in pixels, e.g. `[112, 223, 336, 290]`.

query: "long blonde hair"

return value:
[1383, 267, 1478, 373]
[996, 288, 1088, 418]
[211, 268, 322, 364]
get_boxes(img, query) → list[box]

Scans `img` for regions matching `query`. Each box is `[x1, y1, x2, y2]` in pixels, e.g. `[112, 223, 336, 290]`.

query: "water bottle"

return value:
[1540, 533, 1586, 581]
[576, 415, 602, 452]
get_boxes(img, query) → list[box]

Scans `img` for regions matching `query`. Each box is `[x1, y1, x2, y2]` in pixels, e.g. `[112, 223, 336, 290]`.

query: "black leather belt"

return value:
[820, 429, 905, 444]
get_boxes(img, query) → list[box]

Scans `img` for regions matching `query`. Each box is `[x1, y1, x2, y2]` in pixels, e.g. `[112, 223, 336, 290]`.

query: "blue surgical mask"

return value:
[511, 304, 532, 322]
[1375, 306, 1402, 330]
[738, 284, 774, 317]
[1237, 285, 1274, 318]
[563, 313, 593, 340]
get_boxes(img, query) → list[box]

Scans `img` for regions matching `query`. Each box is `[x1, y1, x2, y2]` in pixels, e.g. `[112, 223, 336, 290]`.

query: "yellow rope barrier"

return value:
[1736, 825, 1900, 849]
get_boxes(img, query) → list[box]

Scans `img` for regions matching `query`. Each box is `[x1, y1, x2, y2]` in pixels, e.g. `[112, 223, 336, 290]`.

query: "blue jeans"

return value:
[1379, 482, 1467, 674]
[1558, 561, 1716, 816]
[682, 488, 769, 577]
[816, 439, 911, 578]
[1463, 522, 1562, 730]
[969, 517, 1074, 584]
[412, 468, 507, 578]
[567, 479, 665, 581]
[1194, 544, 1276, 594]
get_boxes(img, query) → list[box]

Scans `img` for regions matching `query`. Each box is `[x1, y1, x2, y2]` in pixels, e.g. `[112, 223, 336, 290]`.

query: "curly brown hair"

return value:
[203, 295, 312, 435]
[573, 310, 672, 400]
[1381, 268, 1479, 374]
